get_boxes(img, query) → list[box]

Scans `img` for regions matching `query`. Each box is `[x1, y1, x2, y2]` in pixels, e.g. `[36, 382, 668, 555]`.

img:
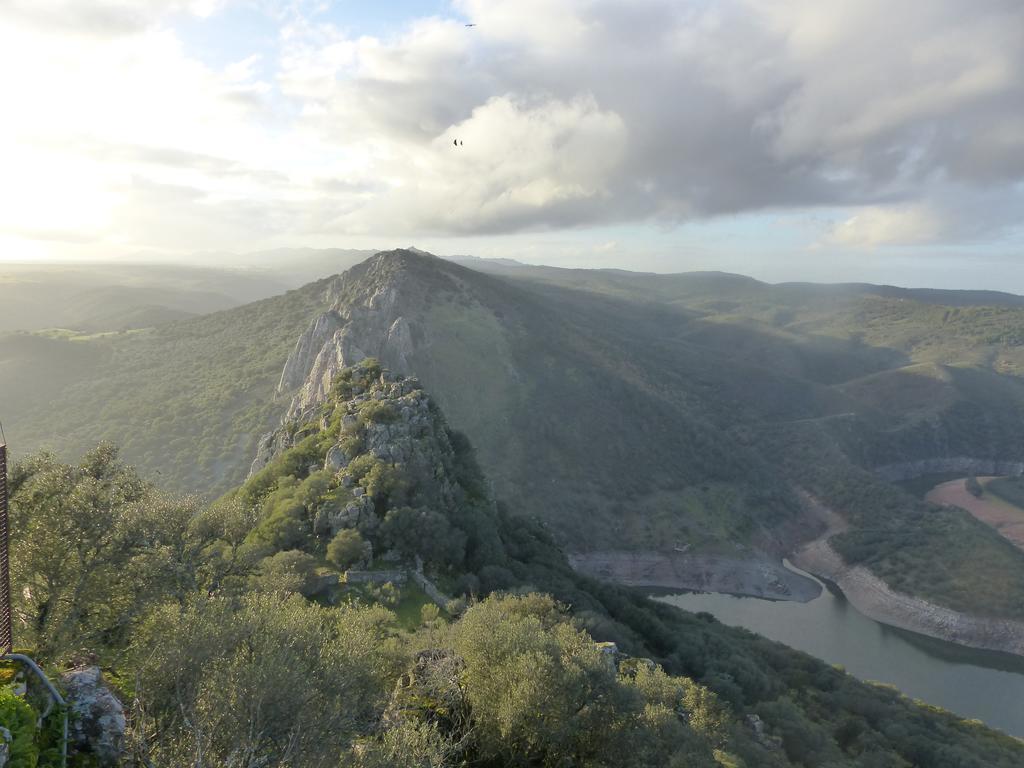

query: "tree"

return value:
[450, 594, 639, 766]
[251, 549, 319, 596]
[966, 475, 983, 498]
[130, 593, 402, 768]
[380, 506, 466, 567]
[327, 529, 366, 570]
[9, 444, 201, 660]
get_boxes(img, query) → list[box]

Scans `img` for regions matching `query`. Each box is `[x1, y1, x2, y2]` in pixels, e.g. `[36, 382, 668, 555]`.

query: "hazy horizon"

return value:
[2, 1, 1022, 287]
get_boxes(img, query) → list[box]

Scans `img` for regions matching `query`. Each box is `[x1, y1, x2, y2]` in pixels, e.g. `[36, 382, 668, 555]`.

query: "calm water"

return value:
[655, 562, 1024, 737]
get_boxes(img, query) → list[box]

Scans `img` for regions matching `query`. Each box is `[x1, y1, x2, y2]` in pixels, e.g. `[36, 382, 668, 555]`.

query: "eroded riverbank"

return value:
[654, 565, 1024, 737]
[568, 550, 822, 602]
[791, 489, 1024, 657]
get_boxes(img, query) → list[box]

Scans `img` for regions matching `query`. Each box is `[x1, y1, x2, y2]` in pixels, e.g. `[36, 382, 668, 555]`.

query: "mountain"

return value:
[7, 249, 1024, 628]
[0, 277, 336, 493]
[454, 256, 1024, 310]
[228, 360, 1024, 766]
[0, 261, 301, 333]
[270, 250, 1024, 630]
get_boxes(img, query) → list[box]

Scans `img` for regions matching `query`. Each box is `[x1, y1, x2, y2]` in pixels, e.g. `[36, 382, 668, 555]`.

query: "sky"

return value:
[0, 0, 1022, 288]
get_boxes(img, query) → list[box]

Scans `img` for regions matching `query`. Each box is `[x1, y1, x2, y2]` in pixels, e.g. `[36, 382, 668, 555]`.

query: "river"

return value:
[655, 561, 1024, 737]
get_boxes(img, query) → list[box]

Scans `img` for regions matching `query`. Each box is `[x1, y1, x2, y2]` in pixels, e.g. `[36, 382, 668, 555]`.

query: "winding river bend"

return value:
[655, 562, 1024, 737]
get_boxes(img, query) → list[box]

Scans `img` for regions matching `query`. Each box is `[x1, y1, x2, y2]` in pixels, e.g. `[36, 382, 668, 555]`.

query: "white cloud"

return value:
[1, 0, 1022, 257]
[826, 205, 944, 248]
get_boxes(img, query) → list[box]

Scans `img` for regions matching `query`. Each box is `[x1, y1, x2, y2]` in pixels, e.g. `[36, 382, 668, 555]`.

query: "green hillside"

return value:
[8, 250, 1024, 622]
[8, 368, 1023, 766]
[0, 277, 336, 494]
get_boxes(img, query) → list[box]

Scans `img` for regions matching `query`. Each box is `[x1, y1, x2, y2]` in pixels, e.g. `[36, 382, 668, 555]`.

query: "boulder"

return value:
[325, 444, 349, 472]
[61, 667, 125, 766]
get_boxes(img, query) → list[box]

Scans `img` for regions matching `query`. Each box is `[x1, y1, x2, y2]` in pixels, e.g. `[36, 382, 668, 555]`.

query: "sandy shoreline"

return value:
[570, 485, 1024, 656]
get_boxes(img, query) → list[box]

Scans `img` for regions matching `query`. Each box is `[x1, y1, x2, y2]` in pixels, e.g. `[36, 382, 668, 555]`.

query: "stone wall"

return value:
[345, 569, 407, 584]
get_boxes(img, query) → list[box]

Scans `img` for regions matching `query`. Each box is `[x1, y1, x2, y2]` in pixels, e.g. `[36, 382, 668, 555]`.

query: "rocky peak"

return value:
[246, 359, 500, 574]
[275, 249, 465, 422]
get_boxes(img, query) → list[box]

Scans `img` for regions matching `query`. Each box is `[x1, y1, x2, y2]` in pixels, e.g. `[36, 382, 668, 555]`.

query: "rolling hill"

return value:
[7, 249, 1024, 624]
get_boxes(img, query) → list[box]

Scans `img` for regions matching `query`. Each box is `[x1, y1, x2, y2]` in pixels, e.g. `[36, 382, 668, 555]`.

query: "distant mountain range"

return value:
[5, 248, 1024, 627]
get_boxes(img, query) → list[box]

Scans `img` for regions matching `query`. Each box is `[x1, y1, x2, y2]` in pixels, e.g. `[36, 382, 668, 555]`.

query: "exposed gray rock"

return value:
[277, 251, 449, 422]
[249, 428, 293, 477]
[875, 456, 1024, 482]
[278, 310, 345, 394]
[61, 667, 125, 766]
[746, 714, 782, 751]
[325, 444, 349, 472]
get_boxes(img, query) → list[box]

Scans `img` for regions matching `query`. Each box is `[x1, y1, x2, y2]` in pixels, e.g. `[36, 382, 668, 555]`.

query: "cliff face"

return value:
[276, 250, 457, 423]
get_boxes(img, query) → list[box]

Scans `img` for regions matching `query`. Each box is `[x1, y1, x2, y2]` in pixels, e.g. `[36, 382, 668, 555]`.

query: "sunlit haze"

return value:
[1, 0, 1022, 288]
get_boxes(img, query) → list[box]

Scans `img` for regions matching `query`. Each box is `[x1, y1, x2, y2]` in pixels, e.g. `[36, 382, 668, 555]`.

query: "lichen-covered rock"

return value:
[324, 443, 349, 472]
[278, 310, 345, 393]
[61, 667, 125, 766]
[276, 250, 449, 421]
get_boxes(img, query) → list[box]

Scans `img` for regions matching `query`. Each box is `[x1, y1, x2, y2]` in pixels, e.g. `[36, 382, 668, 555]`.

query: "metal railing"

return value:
[0, 437, 11, 656]
[1, 654, 68, 768]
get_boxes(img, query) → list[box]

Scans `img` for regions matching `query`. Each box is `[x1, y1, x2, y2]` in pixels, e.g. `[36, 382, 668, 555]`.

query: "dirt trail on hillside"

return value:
[926, 478, 1024, 551]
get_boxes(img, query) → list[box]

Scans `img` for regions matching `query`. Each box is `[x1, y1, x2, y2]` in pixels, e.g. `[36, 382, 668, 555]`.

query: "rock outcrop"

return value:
[276, 250, 452, 424]
[61, 667, 125, 767]
[249, 360, 496, 580]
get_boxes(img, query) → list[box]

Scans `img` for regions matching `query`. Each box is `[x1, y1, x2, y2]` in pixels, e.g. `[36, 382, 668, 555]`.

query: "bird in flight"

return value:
[453, 139, 464, 146]
[465, 23, 476, 27]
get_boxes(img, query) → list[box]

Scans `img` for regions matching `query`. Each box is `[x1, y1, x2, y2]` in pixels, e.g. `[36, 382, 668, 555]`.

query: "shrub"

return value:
[380, 507, 466, 567]
[0, 689, 40, 768]
[252, 550, 319, 596]
[966, 475, 983, 498]
[327, 529, 366, 570]
[359, 401, 399, 425]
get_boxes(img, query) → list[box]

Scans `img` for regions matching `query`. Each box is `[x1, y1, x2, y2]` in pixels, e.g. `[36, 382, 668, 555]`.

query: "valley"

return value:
[8, 250, 1024, 762]
[6, 249, 1024, 650]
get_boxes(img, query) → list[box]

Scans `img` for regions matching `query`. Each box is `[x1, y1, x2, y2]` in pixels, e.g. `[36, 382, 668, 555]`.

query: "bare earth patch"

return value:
[926, 478, 1024, 551]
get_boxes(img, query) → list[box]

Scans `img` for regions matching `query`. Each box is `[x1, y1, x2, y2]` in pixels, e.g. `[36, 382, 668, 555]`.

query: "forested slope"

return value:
[7, 362, 1023, 766]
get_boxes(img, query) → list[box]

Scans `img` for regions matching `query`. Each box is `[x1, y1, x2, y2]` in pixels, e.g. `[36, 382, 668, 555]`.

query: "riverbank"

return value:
[791, 507, 1024, 658]
[568, 550, 822, 602]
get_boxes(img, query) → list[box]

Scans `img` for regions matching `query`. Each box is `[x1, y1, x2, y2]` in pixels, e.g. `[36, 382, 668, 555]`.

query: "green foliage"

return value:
[9, 444, 203, 660]
[358, 400, 400, 425]
[130, 593, 401, 767]
[251, 549, 319, 596]
[0, 689, 40, 767]
[380, 507, 467, 567]
[9, 441, 1024, 768]
[1, 276, 331, 496]
[327, 529, 365, 570]
[986, 475, 1024, 509]
[965, 474, 983, 498]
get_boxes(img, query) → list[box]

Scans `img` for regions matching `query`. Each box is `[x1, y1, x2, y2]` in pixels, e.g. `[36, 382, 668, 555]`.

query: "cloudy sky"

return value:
[1, 0, 1022, 287]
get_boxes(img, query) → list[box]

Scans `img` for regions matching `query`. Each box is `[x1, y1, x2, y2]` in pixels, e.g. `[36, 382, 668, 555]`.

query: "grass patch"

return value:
[985, 476, 1024, 510]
